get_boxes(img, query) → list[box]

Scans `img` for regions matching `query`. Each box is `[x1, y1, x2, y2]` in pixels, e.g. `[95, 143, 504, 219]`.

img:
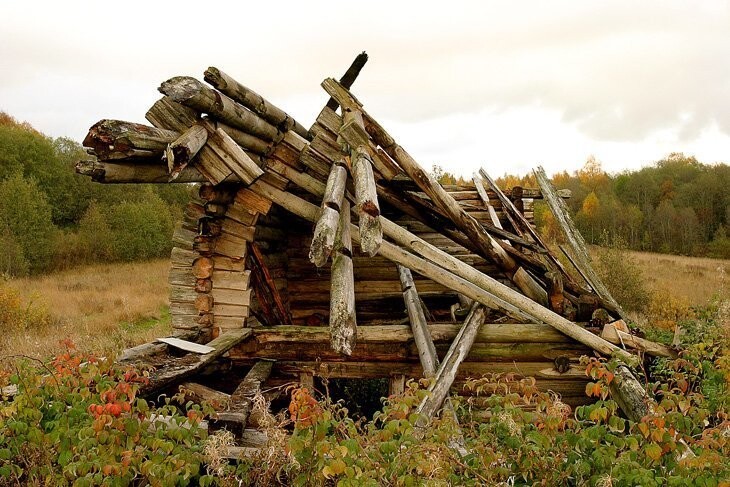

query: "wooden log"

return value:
[159, 76, 279, 141]
[210, 360, 273, 437]
[609, 365, 651, 423]
[416, 304, 487, 422]
[250, 242, 292, 326]
[602, 321, 678, 358]
[145, 96, 198, 132]
[472, 173, 507, 243]
[389, 374, 406, 396]
[310, 164, 348, 267]
[534, 167, 625, 319]
[248, 180, 636, 363]
[398, 265, 438, 376]
[329, 201, 357, 355]
[165, 124, 208, 180]
[352, 146, 382, 256]
[205, 118, 272, 156]
[201, 127, 264, 185]
[204, 67, 308, 139]
[76, 159, 208, 184]
[179, 382, 230, 411]
[83, 119, 178, 160]
[140, 329, 252, 396]
[326, 51, 369, 111]
[118, 330, 198, 363]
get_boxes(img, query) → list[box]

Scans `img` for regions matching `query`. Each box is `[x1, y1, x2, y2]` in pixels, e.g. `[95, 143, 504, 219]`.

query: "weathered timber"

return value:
[416, 304, 487, 422]
[248, 180, 636, 364]
[165, 124, 208, 180]
[398, 266, 438, 376]
[472, 173, 507, 243]
[204, 67, 308, 139]
[179, 382, 230, 411]
[206, 127, 264, 185]
[608, 365, 652, 422]
[118, 330, 198, 363]
[534, 167, 625, 319]
[84, 119, 178, 160]
[330, 201, 357, 355]
[352, 145, 382, 256]
[250, 242, 292, 326]
[76, 159, 207, 184]
[602, 321, 678, 358]
[210, 360, 273, 437]
[140, 329, 251, 396]
[326, 51, 369, 111]
[146, 96, 198, 132]
[310, 164, 348, 267]
[159, 76, 279, 141]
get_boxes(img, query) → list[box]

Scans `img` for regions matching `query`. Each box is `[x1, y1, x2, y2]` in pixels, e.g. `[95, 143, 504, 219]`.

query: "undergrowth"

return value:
[1, 302, 728, 486]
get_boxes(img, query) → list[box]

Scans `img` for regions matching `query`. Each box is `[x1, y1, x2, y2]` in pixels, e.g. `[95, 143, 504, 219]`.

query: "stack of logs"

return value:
[78, 53, 674, 427]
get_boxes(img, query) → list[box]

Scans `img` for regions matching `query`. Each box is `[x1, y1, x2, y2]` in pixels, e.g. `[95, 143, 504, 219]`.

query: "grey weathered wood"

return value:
[210, 360, 274, 437]
[205, 127, 264, 185]
[248, 179, 637, 364]
[472, 173, 507, 243]
[145, 96, 198, 132]
[329, 201, 357, 355]
[310, 164, 348, 267]
[608, 365, 652, 422]
[165, 124, 208, 180]
[416, 304, 487, 421]
[322, 78, 547, 303]
[326, 51, 369, 111]
[83, 119, 178, 160]
[398, 265, 438, 376]
[204, 67, 308, 139]
[534, 166, 626, 319]
[118, 330, 199, 363]
[351, 146, 382, 256]
[179, 382, 231, 410]
[159, 76, 279, 141]
[140, 329, 252, 396]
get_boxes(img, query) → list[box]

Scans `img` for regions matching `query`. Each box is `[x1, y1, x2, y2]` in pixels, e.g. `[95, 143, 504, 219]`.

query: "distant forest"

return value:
[2, 111, 728, 278]
[0, 112, 193, 276]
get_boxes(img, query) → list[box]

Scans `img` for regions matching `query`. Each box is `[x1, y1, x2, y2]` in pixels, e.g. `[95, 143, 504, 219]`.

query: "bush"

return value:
[594, 240, 651, 313]
[0, 174, 56, 275]
[0, 283, 50, 334]
[106, 193, 175, 262]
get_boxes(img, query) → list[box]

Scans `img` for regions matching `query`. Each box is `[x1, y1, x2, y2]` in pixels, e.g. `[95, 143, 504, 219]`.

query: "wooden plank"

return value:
[212, 288, 252, 306]
[140, 329, 252, 396]
[329, 200, 357, 355]
[157, 337, 214, 354]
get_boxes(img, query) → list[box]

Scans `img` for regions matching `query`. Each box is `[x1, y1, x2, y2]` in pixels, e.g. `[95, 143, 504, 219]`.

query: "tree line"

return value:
[0, 112, 193, 276]
[498, 154, 730, 258]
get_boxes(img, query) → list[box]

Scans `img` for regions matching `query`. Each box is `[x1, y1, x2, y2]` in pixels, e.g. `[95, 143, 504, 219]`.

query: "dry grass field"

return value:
[624, 250, 729, 305]
[0, 259, 171, 360]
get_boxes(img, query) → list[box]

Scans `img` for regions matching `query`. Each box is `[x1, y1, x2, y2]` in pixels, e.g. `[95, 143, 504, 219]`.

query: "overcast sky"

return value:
[2, 1, 729, 177]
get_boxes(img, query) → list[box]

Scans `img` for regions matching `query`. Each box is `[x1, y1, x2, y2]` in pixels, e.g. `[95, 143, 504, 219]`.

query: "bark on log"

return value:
[204, 67, 308, 139]
[159, 76, 279, 141]
[329, 201, 357, 355]
[416, 304, 487, 422]
[609, 365, 652, 423]
[165, 124, 208, 180]
[83, 119, 178, 160]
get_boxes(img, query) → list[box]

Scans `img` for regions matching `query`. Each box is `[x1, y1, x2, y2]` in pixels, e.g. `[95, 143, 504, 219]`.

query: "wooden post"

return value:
[326, 51, 369, 111]
[204, 67, 308, 139]
[389, 374, 406, 397]
[310, 164, 348, 267]
[534, 167, 626, 319]
[329, 201, 357, 355]
[416, 304, 487, 422]
[351, 145, 382, 256]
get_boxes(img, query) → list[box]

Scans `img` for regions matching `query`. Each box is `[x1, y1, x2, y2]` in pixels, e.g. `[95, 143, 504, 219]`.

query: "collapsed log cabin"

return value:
[78, 53, 672, 445]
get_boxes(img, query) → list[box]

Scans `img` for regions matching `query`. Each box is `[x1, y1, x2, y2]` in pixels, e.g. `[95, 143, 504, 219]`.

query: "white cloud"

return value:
[1, 0, 729, 176]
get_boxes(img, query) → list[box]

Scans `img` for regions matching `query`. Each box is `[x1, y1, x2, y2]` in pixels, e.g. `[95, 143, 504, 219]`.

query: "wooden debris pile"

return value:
[77, 53, 675, 445]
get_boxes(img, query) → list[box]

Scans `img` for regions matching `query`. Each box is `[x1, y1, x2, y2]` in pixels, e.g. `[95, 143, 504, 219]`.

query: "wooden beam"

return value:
[534, 167, 625, 319]
[326, 51, 369, 112]
[210, 360, 274, 437]
[329, 201, 357, 355]
[140, 329, 252, 396]
[310, 164, 348, 267]
[204, 67, 308, 139]
[159, 76, 279, 141]
[602, 321, 678, 358]
[416, 304, 487, 422]
[398, 265, 438, 376]
[83, 119, 177, 160]
[165, 124, 208, 180]
[351, 145, 382, 256]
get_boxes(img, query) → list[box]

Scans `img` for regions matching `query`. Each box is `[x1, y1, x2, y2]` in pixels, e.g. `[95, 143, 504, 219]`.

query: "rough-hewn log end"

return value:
[203, 67, 226, 90]
[159, 76, 204, 103]
[75, 160, 105, 182]
[358, 214, 382, 256]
